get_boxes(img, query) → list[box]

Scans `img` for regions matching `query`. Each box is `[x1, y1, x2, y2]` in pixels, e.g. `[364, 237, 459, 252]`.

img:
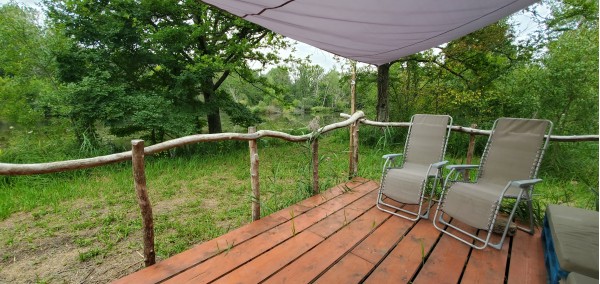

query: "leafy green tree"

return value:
[538, 0, 598, 134]
[0, 3, 64, 126]
[45, 0, 287, 140]
[289, 62, 325, 112]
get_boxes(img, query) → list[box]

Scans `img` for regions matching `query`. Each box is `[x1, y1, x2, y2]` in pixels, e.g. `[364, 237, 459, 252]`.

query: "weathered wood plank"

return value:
[364, 218, 441, 284]
[263, 206, 390, 283]
[212, 230, 324, 284]
[461, 230, 510, 283]
[412, 220, 475, 284]
[507, 228, 546, 284]
[314, 210, 417, 283]
[313, 253, 373, 284]
[350, 206, 415, 265]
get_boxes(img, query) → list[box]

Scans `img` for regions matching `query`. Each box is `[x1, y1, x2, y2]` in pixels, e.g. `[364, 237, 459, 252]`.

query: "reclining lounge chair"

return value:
[433, 117, 552, 250]
[376, 114, 452, 221]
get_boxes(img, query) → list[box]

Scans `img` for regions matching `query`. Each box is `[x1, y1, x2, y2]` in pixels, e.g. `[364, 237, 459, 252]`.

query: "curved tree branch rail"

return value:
[340, 113, 600, 142]
[0, 111, 365, 176]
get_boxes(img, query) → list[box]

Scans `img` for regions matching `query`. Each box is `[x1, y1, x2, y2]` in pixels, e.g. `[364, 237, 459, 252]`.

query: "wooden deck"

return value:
[114, 178, 546, 284]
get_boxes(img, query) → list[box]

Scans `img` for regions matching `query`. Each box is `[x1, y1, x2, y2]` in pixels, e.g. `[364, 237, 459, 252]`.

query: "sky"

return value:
[1, 0, 549, 71]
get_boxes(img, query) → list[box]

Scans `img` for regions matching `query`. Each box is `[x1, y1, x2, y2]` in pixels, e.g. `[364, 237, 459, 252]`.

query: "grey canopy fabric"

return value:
[202, 0, 538, 65]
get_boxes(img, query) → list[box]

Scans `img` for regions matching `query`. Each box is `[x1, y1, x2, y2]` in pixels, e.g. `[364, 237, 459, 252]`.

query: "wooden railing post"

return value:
[248, 127, 260, 221]
[311, 138, 319, 195]
[131, 140, 155, 267]
[348, 61, 358, 179]
[464, 124, 477, 181]
[348, 121, 359, 179]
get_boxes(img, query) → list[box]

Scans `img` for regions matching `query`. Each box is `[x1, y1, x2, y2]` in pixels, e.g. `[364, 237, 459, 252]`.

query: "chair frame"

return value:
[376, 114, 452, 221]
[433, 118, 553, 250]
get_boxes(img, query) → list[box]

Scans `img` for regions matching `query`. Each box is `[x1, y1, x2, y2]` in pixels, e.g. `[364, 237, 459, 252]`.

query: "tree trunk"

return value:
[207, 111, 222, 134]
[376, 63, 390, 122]
[202, 80, 223, 134]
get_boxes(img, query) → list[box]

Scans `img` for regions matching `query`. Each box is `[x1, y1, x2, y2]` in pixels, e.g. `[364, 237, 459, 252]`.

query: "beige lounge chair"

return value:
[376, 114, 452, 221]
[433, 118, 553, 250]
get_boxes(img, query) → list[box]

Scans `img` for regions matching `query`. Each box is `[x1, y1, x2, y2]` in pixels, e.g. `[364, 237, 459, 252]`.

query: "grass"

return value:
[0, 125, 597, 279]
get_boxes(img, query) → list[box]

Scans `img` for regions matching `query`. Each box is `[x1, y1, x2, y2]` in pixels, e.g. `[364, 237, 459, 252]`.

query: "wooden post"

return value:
[348, 61, 357, 179]
[350, 121, 359, 178]
[248, 127, 260, 221]
[131, 140, 155, 267]
[464, 124, 477, 181]
[312, 138, 319, 195]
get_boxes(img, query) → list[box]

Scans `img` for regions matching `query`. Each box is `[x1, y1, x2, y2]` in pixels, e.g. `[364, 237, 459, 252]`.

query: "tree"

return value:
[289, 62, 325, 112]
[45, 0, 287, 140]
[0, 3, 64, 126]
[538, 0, 598, 134]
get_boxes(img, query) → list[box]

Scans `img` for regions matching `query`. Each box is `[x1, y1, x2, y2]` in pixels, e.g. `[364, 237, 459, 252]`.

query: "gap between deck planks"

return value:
[114, 178, 546, 284]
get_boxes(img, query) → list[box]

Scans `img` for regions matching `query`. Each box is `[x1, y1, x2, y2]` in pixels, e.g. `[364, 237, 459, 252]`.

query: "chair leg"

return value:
[490, 194, 525, 249]
[516, 198, 535, 235]
[421, 176, 441, 219]
[511, 188, 535, 234]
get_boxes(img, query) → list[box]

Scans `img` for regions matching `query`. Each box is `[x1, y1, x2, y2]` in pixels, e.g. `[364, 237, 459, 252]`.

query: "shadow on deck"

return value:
[114, 177, 546, 283]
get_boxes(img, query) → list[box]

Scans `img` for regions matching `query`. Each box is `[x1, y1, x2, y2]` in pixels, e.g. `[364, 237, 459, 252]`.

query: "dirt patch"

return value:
[0, 201, 150, 283]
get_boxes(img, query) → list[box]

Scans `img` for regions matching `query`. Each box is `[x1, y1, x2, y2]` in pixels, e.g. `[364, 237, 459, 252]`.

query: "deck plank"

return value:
[211, 230, 324, 284]
[461, 230, 510, 283]
[507, 228, 546, 284]
[364, 218, 441, 284]
[313, 253, 373, 284]
[350, 212, 414, 265]
[412, 220, 476, 284]
[313, 209, 417, 283]
[263, 207, 390, 283]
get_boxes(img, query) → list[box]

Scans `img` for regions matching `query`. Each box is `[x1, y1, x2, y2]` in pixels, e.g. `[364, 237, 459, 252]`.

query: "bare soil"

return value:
[0, 203, 147, 283]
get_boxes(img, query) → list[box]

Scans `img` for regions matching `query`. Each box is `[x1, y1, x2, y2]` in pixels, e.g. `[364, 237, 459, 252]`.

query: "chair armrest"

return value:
[445, 164, 479, 170]
[510, 179, 542, 188]
[431, 161, 449, 169]
[382, 153, 403, 160]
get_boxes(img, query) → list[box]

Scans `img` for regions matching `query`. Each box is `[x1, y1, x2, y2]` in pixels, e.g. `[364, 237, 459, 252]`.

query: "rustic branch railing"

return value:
[0, 111, 366, 176]
[1, 110, 597, 267]
[340, 114, 600, 142]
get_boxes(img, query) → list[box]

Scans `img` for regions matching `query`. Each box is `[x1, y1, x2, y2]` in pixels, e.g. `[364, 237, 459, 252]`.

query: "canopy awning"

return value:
[202, 0, 538, 66]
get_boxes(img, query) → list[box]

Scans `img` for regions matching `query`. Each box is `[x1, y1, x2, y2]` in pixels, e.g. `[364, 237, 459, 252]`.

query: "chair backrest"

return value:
[403, 114, 452, 166]
[478, 118, 552, 186]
